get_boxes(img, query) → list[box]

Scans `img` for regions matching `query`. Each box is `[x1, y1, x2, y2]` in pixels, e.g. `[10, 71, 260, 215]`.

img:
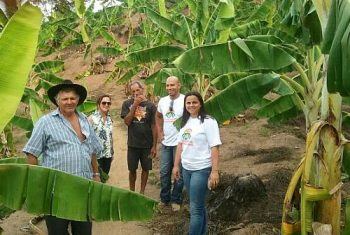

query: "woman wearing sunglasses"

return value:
[88, 94, 114, 176]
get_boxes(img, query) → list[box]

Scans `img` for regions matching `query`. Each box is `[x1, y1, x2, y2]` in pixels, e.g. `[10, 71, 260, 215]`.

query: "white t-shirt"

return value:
[157, 94, 185, 146]
[178, 116, 222, 171]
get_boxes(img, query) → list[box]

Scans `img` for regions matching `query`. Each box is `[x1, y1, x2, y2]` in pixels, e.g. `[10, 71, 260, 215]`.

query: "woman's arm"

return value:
[209, 146, 220, 189]
[172, 143, 183, 181]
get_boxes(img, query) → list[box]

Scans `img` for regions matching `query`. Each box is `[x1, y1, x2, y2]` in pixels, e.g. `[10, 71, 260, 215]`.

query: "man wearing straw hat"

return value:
[23, 79, 102, 235]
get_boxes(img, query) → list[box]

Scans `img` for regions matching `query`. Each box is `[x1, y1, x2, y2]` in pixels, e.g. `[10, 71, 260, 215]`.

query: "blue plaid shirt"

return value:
[23, 109, 103, 179]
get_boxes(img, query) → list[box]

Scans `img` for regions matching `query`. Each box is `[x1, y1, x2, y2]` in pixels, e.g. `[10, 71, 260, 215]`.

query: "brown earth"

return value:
[0, 45, 308, 234]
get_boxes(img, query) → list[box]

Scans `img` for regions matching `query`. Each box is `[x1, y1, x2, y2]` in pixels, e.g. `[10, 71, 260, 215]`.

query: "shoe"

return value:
[171, 203, 181, 212]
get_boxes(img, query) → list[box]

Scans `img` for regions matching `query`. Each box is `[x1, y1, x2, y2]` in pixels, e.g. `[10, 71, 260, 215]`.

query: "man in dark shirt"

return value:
[121, 80, 157, 194]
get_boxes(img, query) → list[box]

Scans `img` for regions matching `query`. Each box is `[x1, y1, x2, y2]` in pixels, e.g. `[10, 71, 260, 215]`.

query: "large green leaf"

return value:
[211, 72, 249, 90]
[127, 45, 184, 65]
[247, 0, 276, 23]
[0, 3, 43, 133]
[0, 8, 7, 27]
[173, 39, 295, 75]
[77, 100, 96, 114]
[33, 60, 64, 74]
[75, 0, 86, 18]
[29, 99, 43, 124]
[256, 94, 302, 123]
[322, 0, 350, 96]
[142, 7, 189, 44]
[10, 116, 33, 132]
[205, 73, 280, 123]
[0, 157, 26, 164]
[0, 164, 157, 221]
[145, 68, 195, 96]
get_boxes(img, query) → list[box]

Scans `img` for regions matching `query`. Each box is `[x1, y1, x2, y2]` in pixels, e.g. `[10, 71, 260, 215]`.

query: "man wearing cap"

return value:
[23, 80, 102, 235]
[156, 76, 184, 211]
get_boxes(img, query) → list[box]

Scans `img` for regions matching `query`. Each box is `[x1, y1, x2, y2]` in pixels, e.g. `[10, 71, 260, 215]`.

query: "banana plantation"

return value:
[1, 0, 350, 234]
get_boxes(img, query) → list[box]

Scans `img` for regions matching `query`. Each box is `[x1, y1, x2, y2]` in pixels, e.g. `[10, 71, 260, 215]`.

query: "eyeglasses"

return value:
[101, 101, 111, 106]
[169, 100, 174, 112]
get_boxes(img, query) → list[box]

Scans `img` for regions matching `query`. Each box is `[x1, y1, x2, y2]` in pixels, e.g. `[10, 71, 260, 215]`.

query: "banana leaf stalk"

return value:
[0, 163, 157, 222]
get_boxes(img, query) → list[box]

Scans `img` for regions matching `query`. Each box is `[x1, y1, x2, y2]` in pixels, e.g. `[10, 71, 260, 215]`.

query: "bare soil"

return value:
[0, 45, 308, 234]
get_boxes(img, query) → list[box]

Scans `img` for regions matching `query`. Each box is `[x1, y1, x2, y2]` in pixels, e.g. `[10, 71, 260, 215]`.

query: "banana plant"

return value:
[167, 0, 350, 234]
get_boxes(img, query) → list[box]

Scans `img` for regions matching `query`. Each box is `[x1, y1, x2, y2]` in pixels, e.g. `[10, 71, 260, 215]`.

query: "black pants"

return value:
[98, 157, 112, 175]
[45, 215, 92, 235]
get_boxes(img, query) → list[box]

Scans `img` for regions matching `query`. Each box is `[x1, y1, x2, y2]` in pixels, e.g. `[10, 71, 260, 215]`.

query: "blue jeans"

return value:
[183, 167, 211, 235]
[160, 145, 183, 204]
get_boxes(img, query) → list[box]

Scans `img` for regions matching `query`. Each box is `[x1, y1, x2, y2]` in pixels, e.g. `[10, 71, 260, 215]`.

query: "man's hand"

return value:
[172, 166, 180, 181]
[133, 95, 146, 106]
[150, 146, 157, 158]
[93, 175, 101, 182]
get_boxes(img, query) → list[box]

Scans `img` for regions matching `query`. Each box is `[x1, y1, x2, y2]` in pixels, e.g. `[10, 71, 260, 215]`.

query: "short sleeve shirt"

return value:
[121, 99, 156, 148]
[89, 111, 113, 159]
[157, 94, 184, 146]
[178, 116, 222, 171]
[23, 109, 103, 179]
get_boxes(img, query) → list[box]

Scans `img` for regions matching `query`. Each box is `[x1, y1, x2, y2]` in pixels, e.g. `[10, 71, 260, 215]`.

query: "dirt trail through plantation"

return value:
[0, 82, 159, 235]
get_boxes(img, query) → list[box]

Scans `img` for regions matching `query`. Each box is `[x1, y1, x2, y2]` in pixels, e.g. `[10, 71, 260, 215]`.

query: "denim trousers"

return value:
[183, 167, 211, 235]
[160, 144, 183, 204]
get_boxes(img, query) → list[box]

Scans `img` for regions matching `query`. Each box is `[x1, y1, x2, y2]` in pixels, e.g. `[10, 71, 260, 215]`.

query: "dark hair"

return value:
[181, 91, 207, 128]
[96, 94, 111, 106]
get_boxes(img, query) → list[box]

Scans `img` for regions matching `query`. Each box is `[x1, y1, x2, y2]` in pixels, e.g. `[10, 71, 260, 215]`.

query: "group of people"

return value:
[23, 76, 221, 235]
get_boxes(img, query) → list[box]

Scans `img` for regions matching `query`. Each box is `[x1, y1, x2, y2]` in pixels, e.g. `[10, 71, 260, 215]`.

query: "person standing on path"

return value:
[156, 76, 184, 211]
[88, 94, 114, 176]
[121, 80, 157, 194]
[23, 80, 103, 235]
[173, 91, 222, 235]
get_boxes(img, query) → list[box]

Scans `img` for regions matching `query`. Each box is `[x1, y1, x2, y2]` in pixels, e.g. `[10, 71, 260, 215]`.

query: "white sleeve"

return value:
[204, 118, 222, 147]
[157, 98, 163, 113]
[177, 128, 184, 144]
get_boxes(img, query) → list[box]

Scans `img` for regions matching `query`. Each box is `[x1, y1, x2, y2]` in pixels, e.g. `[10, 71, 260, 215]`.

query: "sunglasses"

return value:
[169, 100, 174, 112]
[101, 101, 111, 106]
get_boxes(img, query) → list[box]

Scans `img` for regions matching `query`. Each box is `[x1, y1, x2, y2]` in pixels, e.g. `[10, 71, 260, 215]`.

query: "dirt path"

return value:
[0, 84, 160, 235]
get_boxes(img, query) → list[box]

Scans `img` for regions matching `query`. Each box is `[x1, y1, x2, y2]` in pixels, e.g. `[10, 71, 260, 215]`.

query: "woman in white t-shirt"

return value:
[173, 91, 222, 235]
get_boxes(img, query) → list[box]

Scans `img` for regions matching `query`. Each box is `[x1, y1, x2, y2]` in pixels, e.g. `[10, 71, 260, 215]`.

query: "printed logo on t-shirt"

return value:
[182, 128, 193, 145]
[165, 110, 175, 118]
[134, 106, 146, 121]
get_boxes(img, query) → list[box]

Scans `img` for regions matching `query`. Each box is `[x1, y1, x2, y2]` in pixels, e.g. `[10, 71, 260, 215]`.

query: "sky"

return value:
[0, 0, 122, 16]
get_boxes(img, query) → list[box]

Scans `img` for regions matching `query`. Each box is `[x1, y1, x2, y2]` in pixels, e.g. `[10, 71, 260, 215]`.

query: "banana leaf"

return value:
[211, 72, 249, 90]
[29, 99, 43, 124]
[247, 0, 276, 23]
[127, 45, 184, 65]
[96, 46, 121, 56]
[75, 0, 86, 18]
[173, 39, 295, 75]
[0, 157, 26, 164]
[0, 164, 157, 221]
[321, 0, 350, 96]
[256, 94, 302, 123]
[205, 73, 280, 123]
[10, 116, 33, 132]
[0, 3, 43, 133]
[77, 100, 96, 114]
[145, 68, 195, 96]
[142, 7, 189, 44]
[0, 8, 7, 27]
[38, 73, 64, 85]
[33, 60, 64, 74]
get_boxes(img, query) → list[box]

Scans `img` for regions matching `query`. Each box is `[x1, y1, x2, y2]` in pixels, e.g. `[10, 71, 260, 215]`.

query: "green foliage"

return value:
[0, 3, 43, 133]
[0, 164, 157, 221]
[322, 0, 350, 96]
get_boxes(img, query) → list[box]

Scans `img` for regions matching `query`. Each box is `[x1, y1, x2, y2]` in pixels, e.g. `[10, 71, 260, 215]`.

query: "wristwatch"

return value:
[93, 173, 100, 177]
